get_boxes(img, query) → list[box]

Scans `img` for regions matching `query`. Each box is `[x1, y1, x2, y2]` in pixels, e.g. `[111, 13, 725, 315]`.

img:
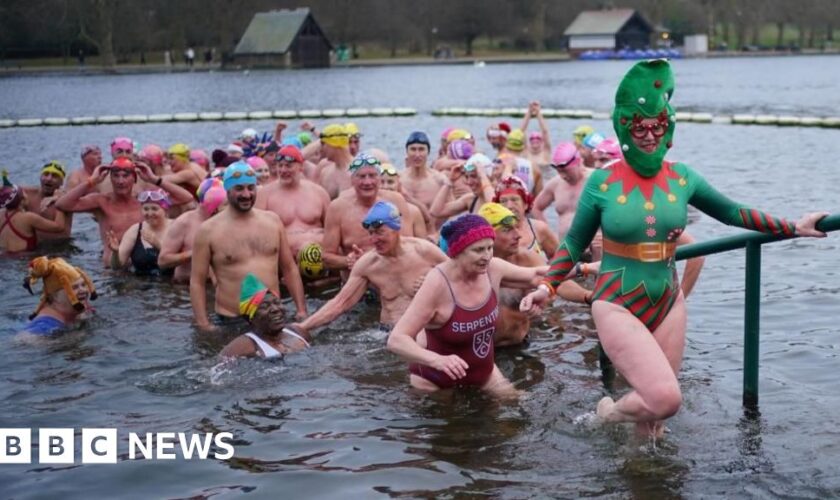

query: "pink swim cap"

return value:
[190, 149, 209, 169]
[110, 137, 133, 156]
[528, 131, 543, 142]
[594, 137, 622, 160]
[246, 156, 268, 169]
[197, 178, 226, 215]
[447, 139, 474, 160]
[139, 144, 164, 167]
[551, 142, 581, 167]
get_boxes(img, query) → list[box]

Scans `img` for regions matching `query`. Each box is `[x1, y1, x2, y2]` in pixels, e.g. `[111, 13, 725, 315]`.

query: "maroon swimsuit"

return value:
[410, 268, 499, 388]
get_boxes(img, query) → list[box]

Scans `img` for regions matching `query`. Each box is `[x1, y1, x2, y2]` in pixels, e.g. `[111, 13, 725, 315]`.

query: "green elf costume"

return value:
[543, 59, 797, 330]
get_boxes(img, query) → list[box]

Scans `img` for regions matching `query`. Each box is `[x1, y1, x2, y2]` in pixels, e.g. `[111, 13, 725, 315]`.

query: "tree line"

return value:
[1, 0, 838, 66]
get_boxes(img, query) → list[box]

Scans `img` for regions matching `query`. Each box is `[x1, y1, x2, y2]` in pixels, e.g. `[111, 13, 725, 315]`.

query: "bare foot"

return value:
[596, 396, 615, 421]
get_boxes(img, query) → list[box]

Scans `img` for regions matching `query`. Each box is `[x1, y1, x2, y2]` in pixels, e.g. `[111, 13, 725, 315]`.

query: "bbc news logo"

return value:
[0, 429, 234, 464]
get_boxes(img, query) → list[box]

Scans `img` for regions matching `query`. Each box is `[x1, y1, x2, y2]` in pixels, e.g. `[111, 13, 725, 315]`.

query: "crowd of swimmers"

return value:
[2, 61, 829, 437]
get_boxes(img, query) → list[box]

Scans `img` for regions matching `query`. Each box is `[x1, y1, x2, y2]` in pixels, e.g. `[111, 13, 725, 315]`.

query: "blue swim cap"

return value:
[582, 132, 606, 149]
[362, 201, 401, 231]
[282, 136, 304, 149]
[406, 131, 430, 150]
[223, 160, 257, 191]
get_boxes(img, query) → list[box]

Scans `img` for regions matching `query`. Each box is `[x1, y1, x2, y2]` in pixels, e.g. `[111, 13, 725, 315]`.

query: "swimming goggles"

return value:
[41, 161, 66, 178]
[551, 151, 580, 169]
[228, 168, 256, 178]
[362, 220, 387, 230]
[493, 215, 518, 228]
[381, 165, 398, 176]
[350, 156, 381, 169]
[138, 190, 170, 203]
[278, 155, 299, 163]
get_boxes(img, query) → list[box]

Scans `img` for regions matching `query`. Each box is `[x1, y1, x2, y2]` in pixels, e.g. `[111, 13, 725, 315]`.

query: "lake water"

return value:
[1, 56, 839, 499]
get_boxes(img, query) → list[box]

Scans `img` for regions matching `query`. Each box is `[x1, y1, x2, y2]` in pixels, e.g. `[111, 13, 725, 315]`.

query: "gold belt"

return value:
[602, 239, 676, 263]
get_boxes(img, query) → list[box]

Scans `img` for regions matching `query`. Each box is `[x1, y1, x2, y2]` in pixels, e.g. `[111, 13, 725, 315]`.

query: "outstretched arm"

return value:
[298, 266, 369, 332]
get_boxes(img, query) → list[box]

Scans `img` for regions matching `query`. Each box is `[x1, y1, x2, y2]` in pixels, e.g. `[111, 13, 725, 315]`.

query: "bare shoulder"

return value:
[380, 190, 405, 204]
[532, 218, 551, 233]
[408, 236, 446, 260]
[328, 195, 350, 211]
[302, 179, 330, 199]
[255, 208, 282, 226]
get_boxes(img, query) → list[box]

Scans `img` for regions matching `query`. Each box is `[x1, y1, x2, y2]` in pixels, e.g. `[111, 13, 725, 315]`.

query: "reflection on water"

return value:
[2, 60, 840, 498]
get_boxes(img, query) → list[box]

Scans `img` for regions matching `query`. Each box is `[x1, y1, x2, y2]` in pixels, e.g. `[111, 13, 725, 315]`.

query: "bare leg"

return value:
[593, 297, 686, 425]
[645, 293, 687, 437]
[410, 373, 441, 392]
[481, 364, 521, 400]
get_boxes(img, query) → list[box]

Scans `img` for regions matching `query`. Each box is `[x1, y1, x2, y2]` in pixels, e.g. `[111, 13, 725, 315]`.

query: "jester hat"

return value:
[24, 256, 97, 320]
[612, 59, 676, 177]
[239, 273, 272, 320]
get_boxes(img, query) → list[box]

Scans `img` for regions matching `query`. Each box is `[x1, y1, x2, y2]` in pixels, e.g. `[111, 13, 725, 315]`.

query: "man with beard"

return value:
[22, 161, 73, 241]
[220, 273, 310, 359]
[55, 158, 194, 266]
[254, 145, 330, 261]
[190, 161, 307, 333]
[322, 154, 413, 272]
[297, 202, 447, 334]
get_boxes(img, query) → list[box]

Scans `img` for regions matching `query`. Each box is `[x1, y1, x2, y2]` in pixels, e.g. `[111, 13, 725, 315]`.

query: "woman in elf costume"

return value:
[520, 59, 827, 436]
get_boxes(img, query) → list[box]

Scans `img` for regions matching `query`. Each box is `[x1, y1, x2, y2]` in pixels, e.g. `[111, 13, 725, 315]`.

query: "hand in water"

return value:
[431, 353, 468, 381]
[795, 212, 829, 237]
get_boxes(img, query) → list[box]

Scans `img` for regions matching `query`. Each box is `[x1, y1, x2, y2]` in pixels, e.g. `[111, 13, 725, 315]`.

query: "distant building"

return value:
[564, 9, 654, 53]
[233, 8, 332, 69]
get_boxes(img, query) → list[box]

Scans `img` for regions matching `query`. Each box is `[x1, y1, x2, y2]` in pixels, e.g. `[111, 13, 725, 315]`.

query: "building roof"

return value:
[234, 8, 313, 55]
[564, 9, 651, 36]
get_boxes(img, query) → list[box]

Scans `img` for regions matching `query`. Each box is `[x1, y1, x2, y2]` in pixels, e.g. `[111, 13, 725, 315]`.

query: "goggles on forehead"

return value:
[41, 161, 66, 178]
[350, 156, 382, 169]
[381, 165, 398, 176]
[278, 155, 299, 163]
[229, 168, 256, 179]
[493, 215, 518, 228]
[138, 190, 170, 203]
[551, 152, 580, 169]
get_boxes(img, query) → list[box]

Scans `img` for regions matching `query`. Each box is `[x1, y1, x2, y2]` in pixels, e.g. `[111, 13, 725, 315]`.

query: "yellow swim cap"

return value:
[573, 125, 595, 145]
[320, 124, 350, 148]
[345, 122, 361, 137]
[506, 129, 525, 152]
[298, 242, 326, 279]
[478, 202, 518, 228]
[168, 143, 190, 159]
[446, 128, 472, 143]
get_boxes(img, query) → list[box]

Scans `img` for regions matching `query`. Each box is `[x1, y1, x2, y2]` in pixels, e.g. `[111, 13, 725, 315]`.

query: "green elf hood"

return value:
[612, 59, 676, 177]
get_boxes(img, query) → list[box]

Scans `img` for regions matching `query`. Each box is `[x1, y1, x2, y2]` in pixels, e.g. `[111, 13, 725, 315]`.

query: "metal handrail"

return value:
[674, 213, 840, 408]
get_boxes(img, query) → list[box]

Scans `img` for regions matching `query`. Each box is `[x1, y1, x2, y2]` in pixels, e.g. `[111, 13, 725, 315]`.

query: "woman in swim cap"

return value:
[1, 171, 68, 253]
[429, 151, 496, 220]
[493, 175, 558, 262]
[108, 189, 173, 276]
[520, 100, 553, 170]
[247, 157, 271, 186]
[387, 214, 543, 397]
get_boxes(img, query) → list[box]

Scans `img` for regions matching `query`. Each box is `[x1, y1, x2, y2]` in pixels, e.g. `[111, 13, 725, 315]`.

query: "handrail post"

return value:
[743, 241, 762, 408]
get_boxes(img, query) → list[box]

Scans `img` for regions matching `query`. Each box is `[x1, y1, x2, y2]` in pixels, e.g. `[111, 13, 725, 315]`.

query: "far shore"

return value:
[1, 48, 838, 77]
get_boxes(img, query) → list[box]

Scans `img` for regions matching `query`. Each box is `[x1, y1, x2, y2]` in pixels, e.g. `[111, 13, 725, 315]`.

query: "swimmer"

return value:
[254, 145, 330, 261]
[400, 131, 446, 209]
[430, 152, 495, 219]
[493, 176, 558, 261]
[387, 214, 546, 397]
[380, 164, 430, 238]
[108, 189, 173, 276]
[158, 178, 226, 283]
[1, 171, 68, 253]
[19, 256, 97, 336]
[220, 273, 310, 359]
[22, 161, 73, 241]
[316, 124, 355, 199]
[55, 158, 193, 266]
[322, 154, 413, 271]
[297, 201, 447, 334]
[521, 60, 827, 436]
[191, 161, 307, 332]
[519, 101, 553, 170]
[531, 143, 593, 242]
[502, 129, 543, 196]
